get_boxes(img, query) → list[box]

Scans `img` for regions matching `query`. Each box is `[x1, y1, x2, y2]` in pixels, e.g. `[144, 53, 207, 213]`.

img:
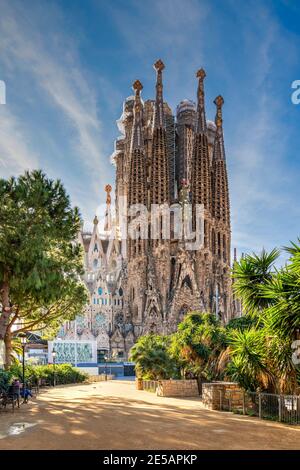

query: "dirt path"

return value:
[0, 380, 299, 450]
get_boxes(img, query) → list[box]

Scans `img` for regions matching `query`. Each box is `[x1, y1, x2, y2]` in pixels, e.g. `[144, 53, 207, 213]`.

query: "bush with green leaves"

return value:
[0, 369, 13, 391]
[169, 312, 227, 382]
[1, 363, 88, 387]
[129, 334, 179, 380]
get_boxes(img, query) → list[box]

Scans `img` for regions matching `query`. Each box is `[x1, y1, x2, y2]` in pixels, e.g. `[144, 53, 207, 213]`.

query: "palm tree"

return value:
[169, 312, 226, 382]
[262, 241, 300, 339]
[129, 334, 178, 380]
[230, 243, 300, 393]
[232, 248, 280, 316]
[225, 328, 276, 392]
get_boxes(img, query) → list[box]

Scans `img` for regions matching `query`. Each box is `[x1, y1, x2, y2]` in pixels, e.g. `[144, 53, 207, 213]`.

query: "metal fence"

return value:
[220, 390, 300, 425]
[142, 380, 158, 393]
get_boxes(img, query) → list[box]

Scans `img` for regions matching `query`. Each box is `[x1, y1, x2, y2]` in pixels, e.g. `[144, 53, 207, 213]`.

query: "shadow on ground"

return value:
[0, 382, 299, 450]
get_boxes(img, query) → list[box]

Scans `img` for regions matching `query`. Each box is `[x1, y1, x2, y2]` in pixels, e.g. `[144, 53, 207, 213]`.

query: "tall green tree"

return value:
[0, 170, 88, 365]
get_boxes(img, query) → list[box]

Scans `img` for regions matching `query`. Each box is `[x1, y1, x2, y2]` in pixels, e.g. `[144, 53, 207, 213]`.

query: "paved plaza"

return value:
[0, 380, 299, 450]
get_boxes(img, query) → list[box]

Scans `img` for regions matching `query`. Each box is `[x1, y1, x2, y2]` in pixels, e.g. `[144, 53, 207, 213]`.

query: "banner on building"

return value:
[48, 340, 97, 365]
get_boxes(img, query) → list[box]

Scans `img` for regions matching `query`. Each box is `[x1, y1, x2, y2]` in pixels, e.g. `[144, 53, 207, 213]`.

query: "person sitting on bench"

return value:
[21, 385, 33, 403]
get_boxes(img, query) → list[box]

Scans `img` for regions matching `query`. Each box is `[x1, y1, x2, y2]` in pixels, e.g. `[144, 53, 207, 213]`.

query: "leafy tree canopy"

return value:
[0, 170, 88, 363]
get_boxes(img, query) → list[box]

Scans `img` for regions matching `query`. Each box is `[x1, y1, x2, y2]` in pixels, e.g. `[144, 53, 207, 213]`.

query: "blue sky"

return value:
[0, 0, 299, 264]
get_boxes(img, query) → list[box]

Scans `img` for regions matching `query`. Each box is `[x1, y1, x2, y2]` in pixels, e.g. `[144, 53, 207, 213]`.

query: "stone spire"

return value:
[150, 60, 169, 206]
[213, 95, 226, 161]
[130, 80, 144, 151]
[128, 80, 147, 258]
[196, 68, 207, 134]
[153, 59, 165, 129]
[104, 184, 112, 232]
[191, 68, 211, 214]
[129, 79, 147, 207]
[212, 95, 230, 225]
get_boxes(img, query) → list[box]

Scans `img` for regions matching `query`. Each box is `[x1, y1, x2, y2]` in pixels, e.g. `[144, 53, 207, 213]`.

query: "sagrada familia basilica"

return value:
[57, 60, 240, 361]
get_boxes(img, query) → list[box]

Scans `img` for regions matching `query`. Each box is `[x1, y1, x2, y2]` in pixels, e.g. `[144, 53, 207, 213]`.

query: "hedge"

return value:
[0, 364, 88, 390]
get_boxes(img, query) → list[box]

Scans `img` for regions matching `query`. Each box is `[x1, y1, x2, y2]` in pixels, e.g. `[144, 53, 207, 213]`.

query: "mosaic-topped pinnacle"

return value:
[132, 80, 143, 93]
[196, 68, 206, 80]
[105, 184, 112, 205]
[153, 59, 165, 72]
[214, 95, 224, 108]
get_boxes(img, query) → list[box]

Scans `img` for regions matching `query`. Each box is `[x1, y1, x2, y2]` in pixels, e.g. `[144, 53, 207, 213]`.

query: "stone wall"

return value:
[156, 379, 199, 397]
[87, 374, 114, 382]
[77, 367, 99, 376]
[202, 381, 243, 410]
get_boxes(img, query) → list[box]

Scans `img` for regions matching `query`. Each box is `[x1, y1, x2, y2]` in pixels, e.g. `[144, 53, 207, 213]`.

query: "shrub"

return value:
[0, 369, 13, 391]
[2, 363, 88, 387]
[129, 334, 179, 380]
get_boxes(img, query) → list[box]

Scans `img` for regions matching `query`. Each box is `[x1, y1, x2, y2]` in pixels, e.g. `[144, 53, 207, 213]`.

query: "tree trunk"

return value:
[0, 280, 11, 341]
[196, 374, 203, 396]
[4, 327, 12, 370]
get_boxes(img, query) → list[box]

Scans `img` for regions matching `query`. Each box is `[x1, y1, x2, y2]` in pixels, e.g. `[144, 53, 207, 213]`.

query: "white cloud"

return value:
[227, 7, 300, 261]
[0, 1, 107, 197]
[0, 106, 39, 177]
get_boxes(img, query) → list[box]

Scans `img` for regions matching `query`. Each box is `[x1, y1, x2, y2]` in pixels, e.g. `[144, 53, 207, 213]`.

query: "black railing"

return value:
[220, 390, 300, 425]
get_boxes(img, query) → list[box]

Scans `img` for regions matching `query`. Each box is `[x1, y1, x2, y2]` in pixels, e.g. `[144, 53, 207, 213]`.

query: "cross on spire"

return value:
[153, 59, 165, 72]
[132, 79, 143, 95]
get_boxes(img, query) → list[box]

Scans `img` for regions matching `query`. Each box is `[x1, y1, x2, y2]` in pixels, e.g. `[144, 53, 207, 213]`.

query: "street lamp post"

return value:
[52, 349, 57, 387]
[20, 334, 27, 401]
[104, 354, 108, 381]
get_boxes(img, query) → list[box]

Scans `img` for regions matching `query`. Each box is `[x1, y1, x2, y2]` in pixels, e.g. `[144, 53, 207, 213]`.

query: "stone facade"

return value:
[112, 60, 233, 343]
[56, 60, 236, 361]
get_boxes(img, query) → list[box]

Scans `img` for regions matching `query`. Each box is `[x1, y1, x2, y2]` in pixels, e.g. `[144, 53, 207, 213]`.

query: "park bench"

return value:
[38, 378, 51, 388]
